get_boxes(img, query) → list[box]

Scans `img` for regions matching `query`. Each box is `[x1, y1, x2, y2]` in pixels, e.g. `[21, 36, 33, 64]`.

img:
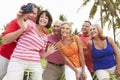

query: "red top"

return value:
[78, 34, 94, 73]
[0, 19, 20, 59]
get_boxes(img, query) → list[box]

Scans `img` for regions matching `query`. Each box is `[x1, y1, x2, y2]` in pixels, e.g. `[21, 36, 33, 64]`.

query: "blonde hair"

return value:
[92, 24, 106, 40]
[61, 22, 72, 33]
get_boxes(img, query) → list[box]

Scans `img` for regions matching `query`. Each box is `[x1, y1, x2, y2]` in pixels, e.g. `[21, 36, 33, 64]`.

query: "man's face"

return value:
[81, 22, 90, 34]
[27, 7, 38, 22]
[52, 22, 61, 35]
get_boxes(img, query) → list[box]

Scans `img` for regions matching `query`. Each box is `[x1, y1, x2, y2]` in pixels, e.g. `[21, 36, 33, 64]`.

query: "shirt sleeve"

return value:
[2, 19, 20, 36]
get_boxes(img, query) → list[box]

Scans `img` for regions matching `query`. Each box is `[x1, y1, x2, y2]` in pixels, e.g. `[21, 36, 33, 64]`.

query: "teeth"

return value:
[62, 32, 67, 36]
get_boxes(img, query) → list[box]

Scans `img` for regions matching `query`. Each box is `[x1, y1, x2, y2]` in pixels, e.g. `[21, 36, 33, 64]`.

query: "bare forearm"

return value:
[80, 56, 85, 72]
[116, 54, 120, 65]
[2, 28, 24, 44]
[40, 51, 50, 58]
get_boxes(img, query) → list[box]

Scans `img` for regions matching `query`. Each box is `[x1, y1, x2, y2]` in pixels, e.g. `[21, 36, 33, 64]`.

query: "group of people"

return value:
[0, 2, 120, 80]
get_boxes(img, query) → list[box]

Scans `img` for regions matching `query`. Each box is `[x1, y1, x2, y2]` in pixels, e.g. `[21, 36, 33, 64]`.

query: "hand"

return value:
[115, 67, 120, 76]
[46, 43, 58, 54]
[81, 71, 87, 80]
[75, 70, 81, 80]
[17, 11, 28, 32]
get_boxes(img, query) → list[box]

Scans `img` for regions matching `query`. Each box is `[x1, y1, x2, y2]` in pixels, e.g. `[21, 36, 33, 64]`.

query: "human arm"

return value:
[108, 37, 120, 75]
[2, 12, 27, 44]
[87, 39, 93, 63]
[74, 35, 86, 80]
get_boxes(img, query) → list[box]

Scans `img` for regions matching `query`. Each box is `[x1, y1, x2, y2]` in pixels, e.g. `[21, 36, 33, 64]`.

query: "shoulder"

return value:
[87, 39, 92, 47]
[2, 19, 19, 36]
[73, 35, 79, 40]
[47, 33, 53, 37]
[107, 37, 114, 44]
[56, 41, 62, 48]
[7, 18, 18, 27]
[78, 34, 82, 37]
[26, 20, 35, 25]
[47, 33, 55, 41]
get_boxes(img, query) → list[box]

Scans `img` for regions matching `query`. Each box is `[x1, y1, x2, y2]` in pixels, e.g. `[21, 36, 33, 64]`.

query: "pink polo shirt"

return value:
[46, 34, 65, 64]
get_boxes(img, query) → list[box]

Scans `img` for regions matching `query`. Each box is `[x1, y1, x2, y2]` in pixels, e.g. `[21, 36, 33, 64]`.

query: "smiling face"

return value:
[36, 10, 52, 29]
[89, 25, 98, 38]
[81, 21, 91, 34]
[39, 12, 49, 27]
[61, 23, 71, 37]
[52, 21, 61, 35]
[89, 24, 104, 39]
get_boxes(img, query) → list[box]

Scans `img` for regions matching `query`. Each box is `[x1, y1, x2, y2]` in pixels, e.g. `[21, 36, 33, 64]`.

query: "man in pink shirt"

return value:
[0, 3, 40, 79]
[78, 20, 94, 75]
[43, 20, 65, 80]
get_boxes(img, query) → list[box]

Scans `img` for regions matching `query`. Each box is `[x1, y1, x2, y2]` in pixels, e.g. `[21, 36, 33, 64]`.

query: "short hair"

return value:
[36, 10, 53, 28]
[84, 20, 91, 25]
[25, 3, 40, 15]
[31, 3, 40, 15]
[53, 20, 63, 26]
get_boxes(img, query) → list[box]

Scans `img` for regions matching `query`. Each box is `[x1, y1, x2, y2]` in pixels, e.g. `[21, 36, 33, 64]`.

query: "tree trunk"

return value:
[112, 17, 116, 43]
[100, 0, 103, 29]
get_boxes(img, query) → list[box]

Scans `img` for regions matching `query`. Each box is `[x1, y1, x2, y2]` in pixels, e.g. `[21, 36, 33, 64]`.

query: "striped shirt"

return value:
[11, 20, 48, 62]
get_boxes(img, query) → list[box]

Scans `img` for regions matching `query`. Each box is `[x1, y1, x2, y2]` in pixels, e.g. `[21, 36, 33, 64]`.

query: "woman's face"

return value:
[61, 24, 71, 37]
[39, 12, 49, 27]
[89, 26, 98, 38]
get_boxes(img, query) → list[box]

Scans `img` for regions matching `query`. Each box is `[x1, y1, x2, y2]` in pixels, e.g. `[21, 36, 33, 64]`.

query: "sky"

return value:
[0, 0, 97, 31]
[0, 0, 114, 38]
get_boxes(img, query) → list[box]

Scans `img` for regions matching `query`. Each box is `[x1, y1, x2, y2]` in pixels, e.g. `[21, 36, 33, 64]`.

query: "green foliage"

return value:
[41, 58, 47, 69]
[72, 28, 80, 35]
[46, 27, 53, 34]
[81, 0, 120, 43]
[59, 14, 67, 22]
[89, 2, 98, 19]
[82, 0, 91, 6]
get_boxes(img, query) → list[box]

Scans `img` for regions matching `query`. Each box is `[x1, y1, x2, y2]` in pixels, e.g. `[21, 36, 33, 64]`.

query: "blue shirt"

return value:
[91, 37, 116, 71]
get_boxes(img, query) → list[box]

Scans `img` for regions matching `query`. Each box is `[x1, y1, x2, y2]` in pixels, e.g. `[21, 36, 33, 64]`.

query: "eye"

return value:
[90, 29, 92, 31]
[40, 16, 43, 18]
[66, 28, 69, 30]
[45, 17, 48, 20]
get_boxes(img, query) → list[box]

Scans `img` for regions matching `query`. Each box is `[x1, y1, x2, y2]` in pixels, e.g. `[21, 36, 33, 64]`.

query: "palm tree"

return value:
[81, 0, 120, 43]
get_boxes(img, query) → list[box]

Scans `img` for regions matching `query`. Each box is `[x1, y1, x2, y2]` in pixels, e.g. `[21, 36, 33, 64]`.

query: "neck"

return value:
[83, 33, 89, 36]
[93, 36, 100, 41]
[55, 34, 61, 40]
[36, 25, 43, 34]
[62, 35, 71, 41]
